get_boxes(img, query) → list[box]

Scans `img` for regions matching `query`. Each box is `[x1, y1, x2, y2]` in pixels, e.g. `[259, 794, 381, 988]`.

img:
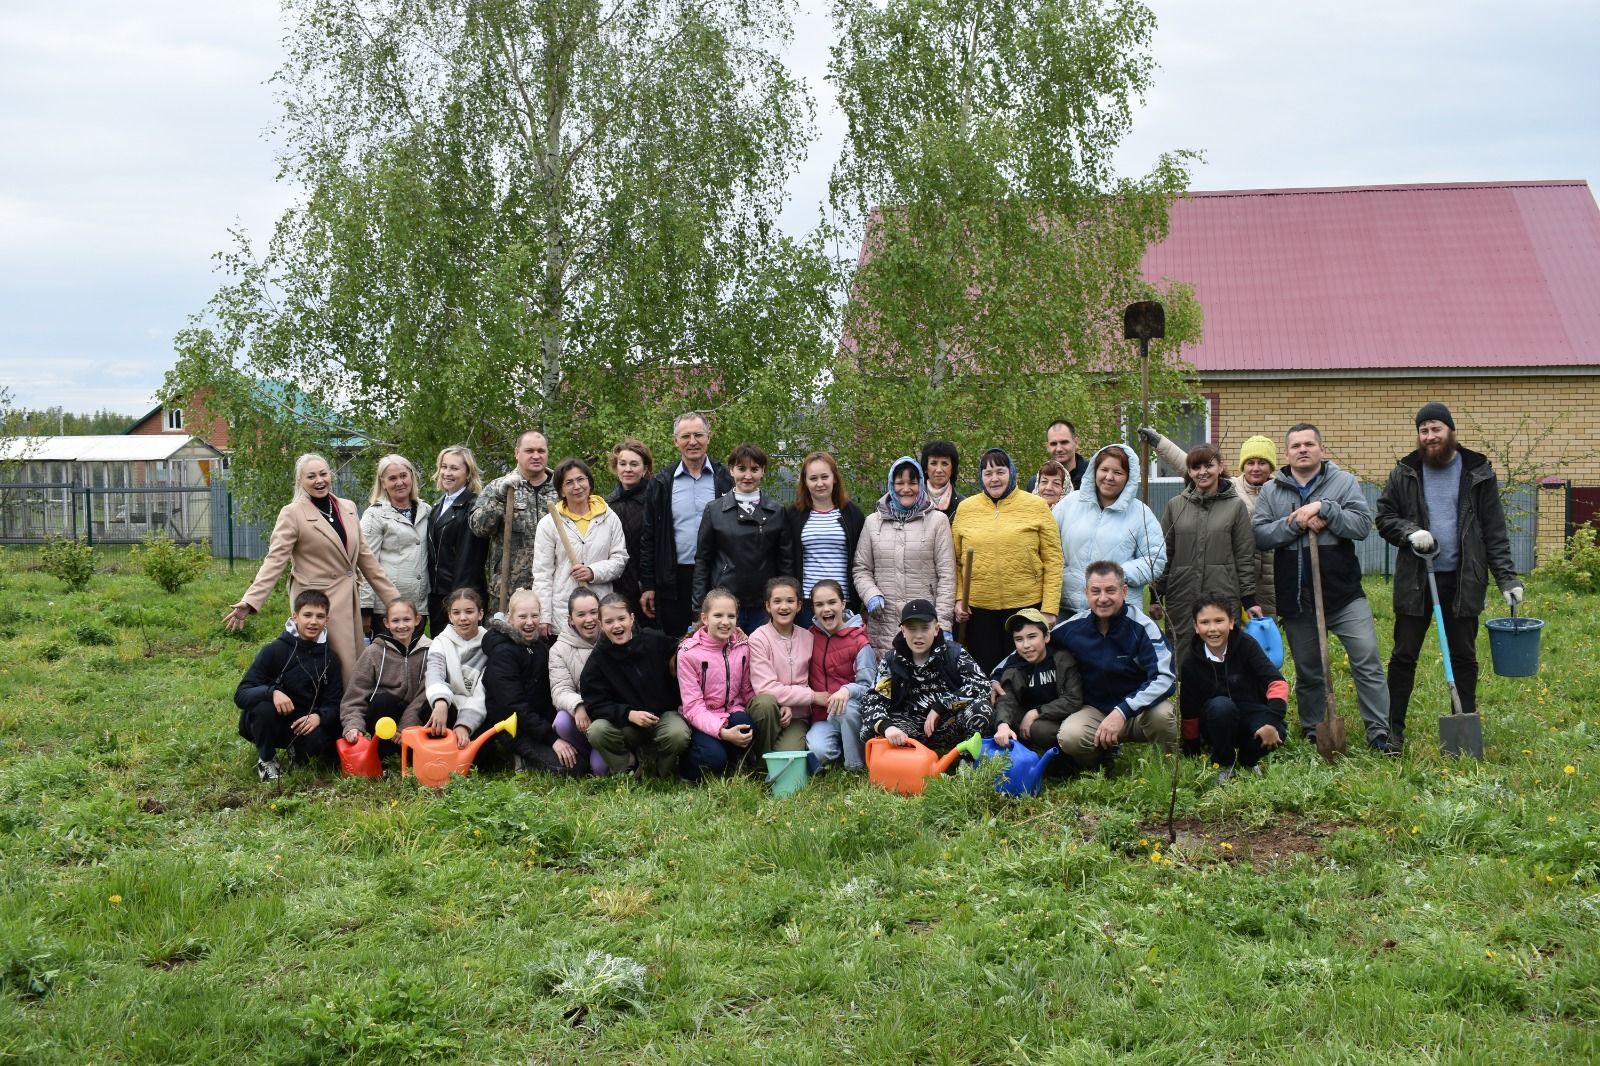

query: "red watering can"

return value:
[337, 716, 398, 778]
[864, 732, 982, 795]
[399, 713, 517, 788]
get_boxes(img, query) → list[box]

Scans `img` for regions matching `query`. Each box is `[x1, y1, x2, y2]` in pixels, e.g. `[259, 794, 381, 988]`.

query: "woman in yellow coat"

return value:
[224, 453, 402, 682]
[951, 448, 1064, 673]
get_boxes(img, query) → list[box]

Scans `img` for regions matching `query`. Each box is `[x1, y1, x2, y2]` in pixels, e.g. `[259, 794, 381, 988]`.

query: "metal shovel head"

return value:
[1315, 707, 1347, 764]
[1440, 711, 1483, 760]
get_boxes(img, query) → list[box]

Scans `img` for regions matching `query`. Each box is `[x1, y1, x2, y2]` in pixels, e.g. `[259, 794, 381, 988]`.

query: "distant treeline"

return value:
[3, 407, 140, 436]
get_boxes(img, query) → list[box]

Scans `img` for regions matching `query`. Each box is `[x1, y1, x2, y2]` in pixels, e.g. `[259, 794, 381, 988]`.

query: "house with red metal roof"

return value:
[1139, 179, 1600, 559]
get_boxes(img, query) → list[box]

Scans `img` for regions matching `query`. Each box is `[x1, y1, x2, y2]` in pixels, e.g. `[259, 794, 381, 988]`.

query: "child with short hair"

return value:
[1180, 593, 1288, 781]
[679, 587, 780, 777]
[806, 579, 875, 772]
[691, 442, 794, 633]
[579, 593, 691, 777]
[991, 608, 1081, 756]
[746, 577, 820, 757]
[409, 587, 488, 749]
[235, 589, 343, 781]
[860, 599, 993, 753]
[481, 589, 580, 775]
[548, 587, 608, 775]
[339, 598, 430, 750]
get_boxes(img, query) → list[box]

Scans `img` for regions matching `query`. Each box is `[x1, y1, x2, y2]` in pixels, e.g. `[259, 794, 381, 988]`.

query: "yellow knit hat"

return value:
[1238, 435, 1277, 469]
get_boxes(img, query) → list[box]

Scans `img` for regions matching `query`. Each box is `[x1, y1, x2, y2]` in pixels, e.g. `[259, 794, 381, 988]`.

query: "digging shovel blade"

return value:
[1315, 703, 1346, 765]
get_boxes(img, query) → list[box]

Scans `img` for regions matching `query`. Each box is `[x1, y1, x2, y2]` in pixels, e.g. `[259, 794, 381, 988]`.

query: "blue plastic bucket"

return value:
[1485, 616, 1543, 677]
[763, 751, 809, 797]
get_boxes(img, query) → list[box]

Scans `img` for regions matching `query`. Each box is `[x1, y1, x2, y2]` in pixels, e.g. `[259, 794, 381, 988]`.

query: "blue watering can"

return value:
[1243, 616, 1284, 668]
[979, 737, 1058, 796]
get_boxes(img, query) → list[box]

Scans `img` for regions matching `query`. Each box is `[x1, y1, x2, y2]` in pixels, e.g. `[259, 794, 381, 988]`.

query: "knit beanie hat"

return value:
[1238, 434, 1277, 469]
[1416, 402, 1454, 430]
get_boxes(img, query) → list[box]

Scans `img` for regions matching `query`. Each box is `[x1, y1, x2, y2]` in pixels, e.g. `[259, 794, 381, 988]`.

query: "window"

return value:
[165, 407, 184, 431]
[1123, 395, 1217, 481]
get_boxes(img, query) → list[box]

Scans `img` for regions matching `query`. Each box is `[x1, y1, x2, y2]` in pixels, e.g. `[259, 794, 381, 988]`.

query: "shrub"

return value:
[71, 620, 115, 647]
[132, 533, 212, 593]
[40, 537, 95, 592]
[1541, 523, 1600, 592]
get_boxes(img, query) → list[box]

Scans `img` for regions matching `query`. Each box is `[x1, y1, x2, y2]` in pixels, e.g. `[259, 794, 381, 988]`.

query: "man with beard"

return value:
[1376, 403, 1523, 747]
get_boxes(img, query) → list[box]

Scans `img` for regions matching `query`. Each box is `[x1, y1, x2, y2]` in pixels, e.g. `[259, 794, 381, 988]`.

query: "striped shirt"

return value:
[801, 509, 848, 598]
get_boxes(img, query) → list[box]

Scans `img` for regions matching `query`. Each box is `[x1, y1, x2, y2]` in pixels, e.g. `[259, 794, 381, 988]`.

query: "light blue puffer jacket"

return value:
[1052, 444, 1167, 613]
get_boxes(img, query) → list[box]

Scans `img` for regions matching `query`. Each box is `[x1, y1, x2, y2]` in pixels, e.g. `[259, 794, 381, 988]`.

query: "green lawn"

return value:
[1, 551, 1596, 1064]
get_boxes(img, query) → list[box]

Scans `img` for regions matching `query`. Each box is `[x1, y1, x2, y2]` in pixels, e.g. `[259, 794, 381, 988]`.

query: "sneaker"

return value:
[1369, 733, 1401, 757]
[1216, 768, 1234, 784]
[256, 758, 282, 782]
[1301, 728, 1320, 744]
[1248, 764, 1265, 777]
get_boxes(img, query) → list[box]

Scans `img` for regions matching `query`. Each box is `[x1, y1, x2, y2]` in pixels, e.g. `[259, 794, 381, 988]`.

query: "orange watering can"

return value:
[864, 732, 983, 795]
[337, 717, 398, 778]
[399, 714, 517, 788]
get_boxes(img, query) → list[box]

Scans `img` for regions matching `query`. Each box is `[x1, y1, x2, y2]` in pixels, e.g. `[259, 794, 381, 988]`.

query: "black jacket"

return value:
[427, 489, 489, 600]
[1376, 446, 1521, 617]
[234, 630, 343, 737]
[1178, 628, 1288, 729]
[481, 620, 557, 746]
[606, 480, 650, 611]
[579, 628, 681, 725]
[692, 492, 795, 611]
[992, 646, 1083, 738]
[783, 501, 866, 612]
[640, 460, 733, 594]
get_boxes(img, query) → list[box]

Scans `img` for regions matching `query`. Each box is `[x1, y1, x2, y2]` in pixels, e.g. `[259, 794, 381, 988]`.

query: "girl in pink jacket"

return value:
[678, 588, 778, 778]
[746, 577, 824, 756]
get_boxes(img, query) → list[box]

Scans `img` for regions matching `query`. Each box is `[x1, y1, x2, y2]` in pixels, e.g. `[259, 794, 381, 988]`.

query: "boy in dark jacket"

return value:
[860, 599, 993, 754]
[235, 590, 343, 781]
[991, 608, 1082, 756]
[579, 593, 692, 777]
[1179, 594, 1289, 780]
[481, 589, 582, 775]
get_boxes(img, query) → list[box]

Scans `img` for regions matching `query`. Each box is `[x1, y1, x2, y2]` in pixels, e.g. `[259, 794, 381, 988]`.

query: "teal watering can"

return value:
[979, 737, 1058, 796]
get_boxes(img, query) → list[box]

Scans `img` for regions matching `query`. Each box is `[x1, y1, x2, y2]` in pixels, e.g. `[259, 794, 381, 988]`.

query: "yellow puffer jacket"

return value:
[951, 486, 1063, 612]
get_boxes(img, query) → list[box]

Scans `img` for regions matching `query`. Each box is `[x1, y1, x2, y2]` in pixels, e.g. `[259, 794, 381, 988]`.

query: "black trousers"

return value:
[965, 604, 1036, 675]
[1199, 696, 1279, 770]
[240, 700, 336, 765]
[654, 564, 697, 639]
[1387, 570, 1480, 737]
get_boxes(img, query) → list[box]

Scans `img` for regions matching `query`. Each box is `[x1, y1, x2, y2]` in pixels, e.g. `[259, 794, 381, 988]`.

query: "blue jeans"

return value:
[805, 699, 865, 771]
[737, 606, 769, 635]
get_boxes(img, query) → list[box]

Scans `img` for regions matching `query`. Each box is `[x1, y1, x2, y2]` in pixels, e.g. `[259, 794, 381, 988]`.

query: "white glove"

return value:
[1408, 530, 1435, 553]
[1504, 586, 1525, 608]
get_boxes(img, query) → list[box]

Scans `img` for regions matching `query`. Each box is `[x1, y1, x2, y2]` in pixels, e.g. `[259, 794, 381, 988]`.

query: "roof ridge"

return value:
[1183, 179, 1590, 199]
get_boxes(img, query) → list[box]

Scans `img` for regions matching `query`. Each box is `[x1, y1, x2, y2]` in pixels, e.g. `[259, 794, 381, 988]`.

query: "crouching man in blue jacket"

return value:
[1051, 560, 1178, 771]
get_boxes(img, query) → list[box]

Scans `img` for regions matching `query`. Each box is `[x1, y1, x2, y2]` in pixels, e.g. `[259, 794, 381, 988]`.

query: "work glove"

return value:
[866, 595, 885, 618]
[1136, 426, 1160, 448]
[1407, 529, 1435, 553]
[1504, 585, 1525, 608]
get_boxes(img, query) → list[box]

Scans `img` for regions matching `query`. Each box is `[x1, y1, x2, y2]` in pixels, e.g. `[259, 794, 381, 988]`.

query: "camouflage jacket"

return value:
[468, 471, 559, 613]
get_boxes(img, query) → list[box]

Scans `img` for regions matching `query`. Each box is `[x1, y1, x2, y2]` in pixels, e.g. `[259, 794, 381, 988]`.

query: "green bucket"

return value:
[763, 751, 809, 798]
[1485, 615, 1543, 677]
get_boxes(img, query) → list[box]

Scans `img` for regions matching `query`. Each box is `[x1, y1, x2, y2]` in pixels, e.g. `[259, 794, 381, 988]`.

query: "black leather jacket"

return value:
[691, 493, 794, 611]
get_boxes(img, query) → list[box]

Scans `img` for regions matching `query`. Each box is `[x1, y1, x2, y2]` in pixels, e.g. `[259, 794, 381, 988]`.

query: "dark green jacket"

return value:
[1376, 446, 1520, 617]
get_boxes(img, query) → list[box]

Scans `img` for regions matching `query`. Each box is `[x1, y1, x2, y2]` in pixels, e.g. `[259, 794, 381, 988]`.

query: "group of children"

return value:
[237, 568, 1288, 786]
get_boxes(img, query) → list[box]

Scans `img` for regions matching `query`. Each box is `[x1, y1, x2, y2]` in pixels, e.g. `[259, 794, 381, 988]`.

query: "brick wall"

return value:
[1200, 374, 1599, 485]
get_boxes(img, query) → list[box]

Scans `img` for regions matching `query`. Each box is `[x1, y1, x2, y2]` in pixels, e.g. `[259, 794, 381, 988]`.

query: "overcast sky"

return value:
[3, 0, 1596, 415]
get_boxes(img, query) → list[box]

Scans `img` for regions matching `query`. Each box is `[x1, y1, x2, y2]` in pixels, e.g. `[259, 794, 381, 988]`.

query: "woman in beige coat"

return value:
[852, 456, 956, 653]
[532, 458, 629, 639]
[225, 453, 401, 682]
[358, 454, 433, 635]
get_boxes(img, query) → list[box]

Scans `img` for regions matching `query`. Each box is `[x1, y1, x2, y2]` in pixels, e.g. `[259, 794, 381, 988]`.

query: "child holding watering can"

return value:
[679, 587, 780, 777]
[860, 599, 993, 754]
[409, 587, 489, 748]
[578, 593, 691, 778]
[806, 579, 875, 772]
[746, 577, 822, 756]
[991, 608, 1082, 758]
[1179, 593, 1288, 782]
[338, 597, 430, 753]
[481, 589, 583, 775]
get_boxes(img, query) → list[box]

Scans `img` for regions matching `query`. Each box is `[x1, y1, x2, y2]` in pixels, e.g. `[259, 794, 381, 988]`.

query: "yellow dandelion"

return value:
[1219, 842, 1233, 850]
[1139, 838, 1149, 846]
[942, 851, 951, 861]
[1485, 950, 1496, 959]
[1410, 825, 1420, 834]
[472, 828, 481, 837]
[109, 894, 122, 905]
[1548, 815, 1558, 824]
[1563, 765, 1576, 775]
[1545, 875, 1554, 883]
[1521, 749, 1533, 756]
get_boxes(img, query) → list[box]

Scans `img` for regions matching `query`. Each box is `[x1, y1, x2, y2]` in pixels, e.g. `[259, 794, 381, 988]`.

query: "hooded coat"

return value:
[950, 450, 1064, 612]
[548, 623, 598, 715]
[1153, 478, 1257, 657]
[481, 617, 558, 744]
[1053, 444, 1166, 614]
[1152, 433, 1275, 615]
[531, 497, 628, 635]
[357, 497, 433, 613]
[337, 629, 431, 735]
[675, 627, 756, 737]
[853, 457, 957, 652]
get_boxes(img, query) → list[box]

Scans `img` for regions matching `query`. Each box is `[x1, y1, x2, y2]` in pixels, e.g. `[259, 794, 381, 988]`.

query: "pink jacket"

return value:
[747, 623, 819, 720]
[676, 627, 755, 737]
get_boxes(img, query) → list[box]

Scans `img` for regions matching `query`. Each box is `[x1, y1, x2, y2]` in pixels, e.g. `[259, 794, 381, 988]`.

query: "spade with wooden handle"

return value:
[496, 484, 515, 616]
[1308, 535, 1347, 763]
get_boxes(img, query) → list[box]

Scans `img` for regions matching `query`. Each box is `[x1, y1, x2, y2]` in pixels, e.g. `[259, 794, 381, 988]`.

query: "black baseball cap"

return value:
[899, 599, 938, 623]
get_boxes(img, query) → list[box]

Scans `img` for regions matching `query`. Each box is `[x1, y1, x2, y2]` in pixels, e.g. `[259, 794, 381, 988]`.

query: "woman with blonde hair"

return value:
[426, 445, 489, 636]
[224, 453, 400, 681]
[359, 454, 433, 637]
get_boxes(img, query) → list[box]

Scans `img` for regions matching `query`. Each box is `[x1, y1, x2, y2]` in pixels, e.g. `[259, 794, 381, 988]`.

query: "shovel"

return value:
[1422, 548, 1482, 760]
[1307, 535, 1347, 763]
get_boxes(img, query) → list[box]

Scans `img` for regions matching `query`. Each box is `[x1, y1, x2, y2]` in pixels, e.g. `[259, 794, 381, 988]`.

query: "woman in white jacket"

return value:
[1054, 444, 1166, 615]
[532, 458, 629, 638]
[359, 454, 433, 635]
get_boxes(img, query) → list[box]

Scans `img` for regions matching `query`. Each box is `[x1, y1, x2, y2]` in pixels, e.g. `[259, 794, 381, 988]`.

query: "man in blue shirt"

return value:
[639, 412, 732, 637]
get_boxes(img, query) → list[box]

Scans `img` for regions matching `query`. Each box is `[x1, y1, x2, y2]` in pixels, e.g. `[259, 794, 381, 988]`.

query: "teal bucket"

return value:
[1485, 616, 1543, 677]
[764, 751, 809, 798]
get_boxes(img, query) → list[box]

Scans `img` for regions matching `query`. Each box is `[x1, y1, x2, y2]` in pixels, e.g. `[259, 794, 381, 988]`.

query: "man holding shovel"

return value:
[469, 430, 559, 615]
[1254, 424, 1398, 754]
[1376, 403, 1523, 748]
